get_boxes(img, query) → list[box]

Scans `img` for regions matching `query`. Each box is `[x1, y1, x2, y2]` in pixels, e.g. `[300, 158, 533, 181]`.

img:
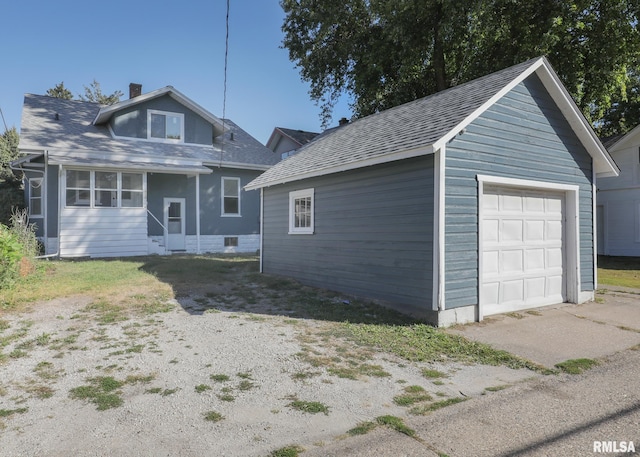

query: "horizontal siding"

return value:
[262, 156, 434, 315]
[444, 74, 594, 308]
[60, 207, 147, 257]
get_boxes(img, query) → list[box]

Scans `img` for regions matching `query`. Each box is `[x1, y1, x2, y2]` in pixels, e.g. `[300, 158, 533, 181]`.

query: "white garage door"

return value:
[481, 185, 565, 316]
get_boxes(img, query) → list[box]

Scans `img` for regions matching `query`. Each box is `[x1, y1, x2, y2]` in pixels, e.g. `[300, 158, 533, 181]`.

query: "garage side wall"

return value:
[444, 74, 594, 308]
[261, 156, 435, 317]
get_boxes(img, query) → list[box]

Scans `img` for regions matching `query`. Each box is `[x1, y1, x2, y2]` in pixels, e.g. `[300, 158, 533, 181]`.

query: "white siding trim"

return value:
[259, 188, 264, 273]
[433, 146, 446, 311]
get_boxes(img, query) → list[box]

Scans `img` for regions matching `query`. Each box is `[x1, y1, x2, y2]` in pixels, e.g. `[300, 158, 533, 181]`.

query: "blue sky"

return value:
[0, 0, 351, 144]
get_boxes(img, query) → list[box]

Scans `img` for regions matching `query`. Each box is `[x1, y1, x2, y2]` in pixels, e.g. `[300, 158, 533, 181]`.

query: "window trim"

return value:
[147, 109, 185, 143]
[221, 177, 241, 217]
[288, 188, 315, 235]
[28, 177, 44, 218]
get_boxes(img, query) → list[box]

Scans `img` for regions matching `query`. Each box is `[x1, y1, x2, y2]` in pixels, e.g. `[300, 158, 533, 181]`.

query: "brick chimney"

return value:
[129, 83, 142, 99]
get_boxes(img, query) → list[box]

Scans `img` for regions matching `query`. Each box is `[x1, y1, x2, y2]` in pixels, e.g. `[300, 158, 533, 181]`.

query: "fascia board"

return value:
[244, 145, 434, 191]
[432, 58, 545, 152]
[534, 63, 620, 177]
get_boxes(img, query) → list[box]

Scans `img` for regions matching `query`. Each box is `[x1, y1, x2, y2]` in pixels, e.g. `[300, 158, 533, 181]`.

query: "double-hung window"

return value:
[29, 178, 43, 217]
[65, 170, 144, 208]
[148, 110, 184, 142]
[289, 188, 314, 234]
[222, 177, 241, 216]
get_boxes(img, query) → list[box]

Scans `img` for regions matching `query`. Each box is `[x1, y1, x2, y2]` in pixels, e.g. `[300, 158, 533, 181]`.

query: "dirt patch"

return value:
[0, 278, 537, 456]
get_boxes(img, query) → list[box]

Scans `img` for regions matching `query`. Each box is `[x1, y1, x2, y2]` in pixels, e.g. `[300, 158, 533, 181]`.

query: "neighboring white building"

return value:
[598, 127, 640, 256]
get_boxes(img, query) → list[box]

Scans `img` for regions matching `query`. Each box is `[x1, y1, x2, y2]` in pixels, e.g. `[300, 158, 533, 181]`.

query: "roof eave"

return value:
[245, 145, 434, 191]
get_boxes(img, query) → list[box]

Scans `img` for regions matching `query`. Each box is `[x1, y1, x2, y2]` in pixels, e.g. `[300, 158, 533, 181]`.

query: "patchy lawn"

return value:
[0, 254, 541, 456]
[598, 256, 640, 289]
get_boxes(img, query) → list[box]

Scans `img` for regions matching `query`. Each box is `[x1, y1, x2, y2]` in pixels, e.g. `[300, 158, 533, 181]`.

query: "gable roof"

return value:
[266, 127, 319, 151]
[92, 86, 227, 137]
[603, 123, 640, 152]
[18, 93, 279, 172]
[246, 57, 618, 190]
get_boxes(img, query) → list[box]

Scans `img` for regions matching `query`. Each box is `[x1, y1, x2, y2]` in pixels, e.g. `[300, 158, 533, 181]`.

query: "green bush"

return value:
[0, 224, 23, 288]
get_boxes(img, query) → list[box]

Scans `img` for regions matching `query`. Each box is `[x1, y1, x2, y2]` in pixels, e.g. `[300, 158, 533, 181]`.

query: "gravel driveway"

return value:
[0, 275, 536, 456]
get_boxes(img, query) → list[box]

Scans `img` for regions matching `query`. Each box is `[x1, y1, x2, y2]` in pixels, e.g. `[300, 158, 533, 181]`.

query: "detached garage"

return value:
[246, 57, 619, 326]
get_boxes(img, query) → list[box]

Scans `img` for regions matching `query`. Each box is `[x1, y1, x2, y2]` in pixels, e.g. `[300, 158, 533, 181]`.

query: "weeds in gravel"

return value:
[203, 411, 224, 422]
[269, 445, 304, 457]
[409, 397, 467, 415]
[69, 374, 155, 410]
[210, 373, 230, 382]
[393, 385, 432, 406]
[376, 415, 416, 437]
[422, 368, 447, 379]
[0, 407, 28, 417]
[195, 384, 211, 393]
[286, 398, 330, 415]
[347, 421, 378, 436]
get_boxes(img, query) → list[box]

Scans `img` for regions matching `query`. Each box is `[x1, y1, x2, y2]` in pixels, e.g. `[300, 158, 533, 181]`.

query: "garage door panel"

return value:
[482, 185, 566, 316]
[525, 248, 545, 270]
[502, 220, 523, 242]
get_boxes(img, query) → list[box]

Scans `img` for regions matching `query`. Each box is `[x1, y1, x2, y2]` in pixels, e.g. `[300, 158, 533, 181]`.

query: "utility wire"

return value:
[219, 0, 230, 168]
[0, 105, 8, 132]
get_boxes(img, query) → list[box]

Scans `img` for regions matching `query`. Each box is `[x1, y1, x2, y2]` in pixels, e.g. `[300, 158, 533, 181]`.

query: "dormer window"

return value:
[148, 110, 184, 142]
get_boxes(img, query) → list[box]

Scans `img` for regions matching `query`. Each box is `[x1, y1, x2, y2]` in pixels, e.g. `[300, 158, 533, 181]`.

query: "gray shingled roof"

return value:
[246, 58, 547, 189]
[277, 128, 319, 146]
[19, 94, 279, 169]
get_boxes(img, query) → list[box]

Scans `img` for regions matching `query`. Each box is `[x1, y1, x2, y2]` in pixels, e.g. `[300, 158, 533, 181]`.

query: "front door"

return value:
[164, 198, 186, 251]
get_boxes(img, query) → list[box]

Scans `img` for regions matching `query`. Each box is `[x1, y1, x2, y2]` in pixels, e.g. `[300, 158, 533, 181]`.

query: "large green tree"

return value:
[281, 0, 640, 134]
[0, 127, 24, 225]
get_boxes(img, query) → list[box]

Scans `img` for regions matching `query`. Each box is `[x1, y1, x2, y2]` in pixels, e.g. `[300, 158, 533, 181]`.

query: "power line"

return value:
[0, 105, 8, 132]
[219, 0, 230, 168]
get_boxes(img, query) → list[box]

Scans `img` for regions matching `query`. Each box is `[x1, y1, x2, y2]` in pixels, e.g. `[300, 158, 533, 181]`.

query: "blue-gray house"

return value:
[246, 57, 619, 326]
[14, 84, 279, 258]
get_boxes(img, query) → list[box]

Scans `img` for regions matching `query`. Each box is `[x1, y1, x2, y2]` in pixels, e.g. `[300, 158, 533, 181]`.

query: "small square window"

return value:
[224, 236, 238, 247]
[148, 110, 184, 142]
[289, 188, 314, 234]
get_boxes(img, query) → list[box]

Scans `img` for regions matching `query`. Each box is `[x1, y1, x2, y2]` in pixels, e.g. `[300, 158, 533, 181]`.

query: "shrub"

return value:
[0, 209, 39, 288]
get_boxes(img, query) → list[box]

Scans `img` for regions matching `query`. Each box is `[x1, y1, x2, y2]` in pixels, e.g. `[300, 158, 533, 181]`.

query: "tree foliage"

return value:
[0, 127, 20, 183]
[281, 0, 640, 134]
[78, 79, 123, 105]
[46, 82, 73, 100]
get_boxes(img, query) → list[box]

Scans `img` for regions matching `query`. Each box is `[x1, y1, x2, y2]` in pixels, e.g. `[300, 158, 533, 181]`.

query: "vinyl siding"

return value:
[59, 207, 147, 257]
[262, 156, 434, 315]
[444, 75, 594, 308]
[146, 168, 262, 238]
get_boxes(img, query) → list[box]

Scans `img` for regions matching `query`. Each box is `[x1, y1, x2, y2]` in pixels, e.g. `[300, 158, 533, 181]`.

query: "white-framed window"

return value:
[65, 170, 91, 207]
[29, 178, 43, 217]
[221, 177, 241, 216]
[94, 171, 118, 207]
[289, 188, 314, 234]
[65, 170, 145, 208]
[121, 173, 144, 207]
[148, 110, 184, 142]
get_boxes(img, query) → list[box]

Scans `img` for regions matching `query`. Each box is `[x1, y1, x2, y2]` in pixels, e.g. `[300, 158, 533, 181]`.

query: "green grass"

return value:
[554, 358, 599, 374]
[393, 385, 432, 406]
[340, 323, 545, 371]
[347, 421, 378, 436]
[195, 384, 211, 393]
[597, 256, 640, 289]
[210, 374, 230, 382]
[69, 374, 154, 410]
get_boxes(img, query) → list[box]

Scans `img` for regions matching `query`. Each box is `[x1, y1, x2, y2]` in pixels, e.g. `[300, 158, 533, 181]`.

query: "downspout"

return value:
[196, 173, 201, 254]
[10, 150, 59, 259]
[259, 187, 264, 273]
[592, 165, 597, 291]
